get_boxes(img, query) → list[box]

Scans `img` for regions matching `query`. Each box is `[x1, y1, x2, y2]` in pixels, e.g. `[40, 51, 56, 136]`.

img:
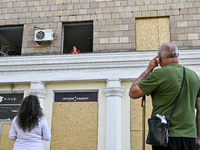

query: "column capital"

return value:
[27, 81, 46, 98]
[27, 89, 46, 98]
[104, 78, 124, 97]
[27, 81, 46, 108]
[104, 87, 124, 97]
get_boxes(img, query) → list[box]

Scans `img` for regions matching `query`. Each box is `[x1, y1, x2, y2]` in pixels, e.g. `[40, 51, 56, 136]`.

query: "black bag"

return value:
[146, 116, 170, 147]
[146, 67, 185, 147]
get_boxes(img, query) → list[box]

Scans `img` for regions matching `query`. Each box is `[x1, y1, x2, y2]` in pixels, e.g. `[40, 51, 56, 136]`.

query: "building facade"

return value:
[0, 0, 200, 150]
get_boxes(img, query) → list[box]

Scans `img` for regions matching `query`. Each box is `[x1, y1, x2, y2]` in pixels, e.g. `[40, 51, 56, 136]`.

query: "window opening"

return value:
[0, 26, 23, 56]
[63, 22, 93, 54]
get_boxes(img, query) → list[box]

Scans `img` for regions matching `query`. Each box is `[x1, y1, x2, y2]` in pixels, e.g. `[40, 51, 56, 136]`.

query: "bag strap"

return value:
[168, 67, 185, 123]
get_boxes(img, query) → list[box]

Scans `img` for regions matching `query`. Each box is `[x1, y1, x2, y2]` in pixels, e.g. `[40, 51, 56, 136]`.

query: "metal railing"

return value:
[0, 50, 8, 56]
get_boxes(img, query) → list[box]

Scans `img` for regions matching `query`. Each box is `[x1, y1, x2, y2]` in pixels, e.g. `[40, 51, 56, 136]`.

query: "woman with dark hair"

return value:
[70, 46, 81, 53]
[9, 95, 51, 150]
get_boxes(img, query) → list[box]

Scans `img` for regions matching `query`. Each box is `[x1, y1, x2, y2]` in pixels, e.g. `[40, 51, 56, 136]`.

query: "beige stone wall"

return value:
[0, 0, 199, 55]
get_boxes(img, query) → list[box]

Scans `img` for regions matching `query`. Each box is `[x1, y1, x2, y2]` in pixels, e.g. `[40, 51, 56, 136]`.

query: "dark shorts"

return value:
[152, 137, 196, 150]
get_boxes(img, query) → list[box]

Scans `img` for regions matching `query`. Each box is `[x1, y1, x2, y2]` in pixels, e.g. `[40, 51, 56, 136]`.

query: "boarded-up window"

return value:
[130, 96, 153, 150]
[136, 17, 170, 51]
[50, 92, 98, 150]
[0, 124, 14, 150]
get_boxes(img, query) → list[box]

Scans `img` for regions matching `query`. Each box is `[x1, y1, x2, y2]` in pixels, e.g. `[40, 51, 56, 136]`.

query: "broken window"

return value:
[63, 22, 93, 54]
[0, 26, 23, 56]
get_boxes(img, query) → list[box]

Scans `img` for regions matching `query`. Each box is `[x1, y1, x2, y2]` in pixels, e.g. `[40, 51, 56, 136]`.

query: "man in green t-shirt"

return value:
[129, 42, 200, 150]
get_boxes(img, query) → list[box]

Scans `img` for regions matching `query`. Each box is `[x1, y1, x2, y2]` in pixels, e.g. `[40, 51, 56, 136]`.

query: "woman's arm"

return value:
[9, 117, 17, 141]
[41, 117, 51, 141]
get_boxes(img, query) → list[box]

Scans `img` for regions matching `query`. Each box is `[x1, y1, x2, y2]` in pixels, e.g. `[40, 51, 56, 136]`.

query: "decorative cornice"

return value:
[0, 50, 199, 83]
[0, 50, 199, 71]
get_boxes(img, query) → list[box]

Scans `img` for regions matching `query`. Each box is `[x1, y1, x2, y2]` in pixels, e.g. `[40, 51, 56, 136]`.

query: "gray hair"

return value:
[158, 42, 179, 60]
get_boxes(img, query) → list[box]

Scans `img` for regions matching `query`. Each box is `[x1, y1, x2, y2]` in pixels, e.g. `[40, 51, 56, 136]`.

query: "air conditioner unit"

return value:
[34, 29, 54, 42]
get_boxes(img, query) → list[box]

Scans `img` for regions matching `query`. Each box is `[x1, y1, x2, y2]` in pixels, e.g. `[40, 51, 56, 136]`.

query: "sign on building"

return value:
[55, 92, 98, 102]
[0, 93, 24, 119]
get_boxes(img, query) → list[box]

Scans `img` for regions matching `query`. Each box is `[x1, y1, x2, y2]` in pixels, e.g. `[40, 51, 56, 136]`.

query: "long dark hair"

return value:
[17, 95, 43, 132]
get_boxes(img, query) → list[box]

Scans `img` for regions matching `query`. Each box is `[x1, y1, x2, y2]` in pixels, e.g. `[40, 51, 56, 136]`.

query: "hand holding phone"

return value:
[147, 56, 159, 73]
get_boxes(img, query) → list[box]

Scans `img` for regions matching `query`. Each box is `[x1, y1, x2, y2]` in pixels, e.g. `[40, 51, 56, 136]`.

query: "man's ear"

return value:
[158, 55, 161, 63]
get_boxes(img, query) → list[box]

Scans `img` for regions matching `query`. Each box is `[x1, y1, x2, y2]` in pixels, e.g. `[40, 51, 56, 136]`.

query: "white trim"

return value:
[0, 50, 199, 84]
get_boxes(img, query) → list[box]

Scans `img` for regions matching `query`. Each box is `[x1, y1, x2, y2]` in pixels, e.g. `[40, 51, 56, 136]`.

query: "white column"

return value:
[104, 78, 124, 150]
[27, 81, 46, 109]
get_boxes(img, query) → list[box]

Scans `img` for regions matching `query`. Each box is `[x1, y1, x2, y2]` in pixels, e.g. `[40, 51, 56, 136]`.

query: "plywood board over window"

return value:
[130, 96, 153, 150]
[136, 17, 170, 51]
[0, 124, 14, 150]
[51, 92, 98, 150]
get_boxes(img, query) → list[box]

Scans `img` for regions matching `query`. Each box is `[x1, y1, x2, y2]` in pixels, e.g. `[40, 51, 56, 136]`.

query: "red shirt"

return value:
[70, 50, 81, 53]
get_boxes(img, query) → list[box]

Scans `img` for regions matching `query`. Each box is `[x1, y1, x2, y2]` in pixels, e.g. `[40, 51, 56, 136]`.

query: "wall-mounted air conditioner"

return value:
[34, 29, 54, 43]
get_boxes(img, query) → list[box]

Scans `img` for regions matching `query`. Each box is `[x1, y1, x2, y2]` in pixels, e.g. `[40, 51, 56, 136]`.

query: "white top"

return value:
[9, 116, 51, 150]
